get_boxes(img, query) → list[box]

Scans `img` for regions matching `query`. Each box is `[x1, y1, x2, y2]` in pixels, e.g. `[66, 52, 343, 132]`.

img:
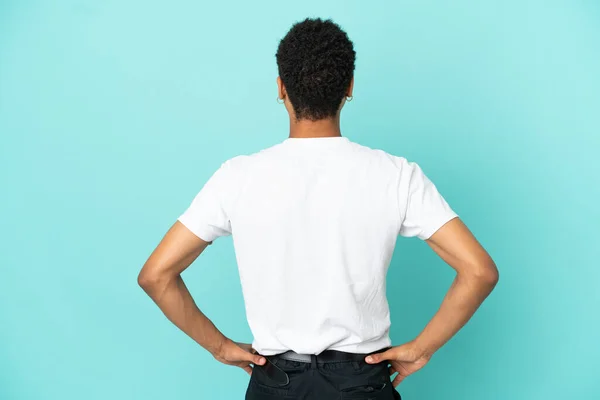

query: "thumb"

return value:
[365, 349, 395, 364]
[241, 350, 266, 366]
[252, 354, 267, 365]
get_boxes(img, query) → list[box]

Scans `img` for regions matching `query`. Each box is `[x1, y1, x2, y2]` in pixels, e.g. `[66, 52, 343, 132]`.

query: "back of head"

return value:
[276, 18, 356, 121]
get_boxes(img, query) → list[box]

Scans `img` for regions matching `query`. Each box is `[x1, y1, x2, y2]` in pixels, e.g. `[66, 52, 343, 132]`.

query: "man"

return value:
[138, 18, 498, 400]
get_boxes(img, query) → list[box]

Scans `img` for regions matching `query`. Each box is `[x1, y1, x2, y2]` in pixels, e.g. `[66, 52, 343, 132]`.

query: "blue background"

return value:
[1, 1, 599, 399]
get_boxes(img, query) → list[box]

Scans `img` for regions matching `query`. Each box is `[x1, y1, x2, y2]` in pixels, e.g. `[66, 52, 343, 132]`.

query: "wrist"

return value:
[410, 338, 434, 360]
[210, 335, 231, 358]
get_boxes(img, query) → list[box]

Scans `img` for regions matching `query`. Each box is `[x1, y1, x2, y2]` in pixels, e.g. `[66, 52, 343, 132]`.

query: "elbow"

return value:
[475, 260, 499, 289]
[460, 259, 499, 290]
[137, 265, 168, 294]
[137, 270, 154, 291]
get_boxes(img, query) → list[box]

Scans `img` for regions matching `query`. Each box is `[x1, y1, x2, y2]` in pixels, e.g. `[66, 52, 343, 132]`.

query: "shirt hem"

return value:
[418, 213, 459, 240]
[177, 216, 217, 243]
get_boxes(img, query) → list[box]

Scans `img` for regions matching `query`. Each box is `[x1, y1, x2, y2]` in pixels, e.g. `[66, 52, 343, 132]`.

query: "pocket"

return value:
[247, 380, 291, 399]
[340, 381, 390, 399]
[338, 363, 394, 400]
[247, 363, 291, 398]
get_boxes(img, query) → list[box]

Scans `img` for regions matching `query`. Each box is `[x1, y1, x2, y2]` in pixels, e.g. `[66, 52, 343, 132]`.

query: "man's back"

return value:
[139, 18, 497, 399]
[178, 136, 457, 355]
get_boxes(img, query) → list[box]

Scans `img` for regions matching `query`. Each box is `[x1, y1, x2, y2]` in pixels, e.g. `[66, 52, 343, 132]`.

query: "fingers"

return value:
[242, 365, 253, 375]
[392, 374, 406, 387]
[365, 349, 395, 364]
[388, 365, 396, 376]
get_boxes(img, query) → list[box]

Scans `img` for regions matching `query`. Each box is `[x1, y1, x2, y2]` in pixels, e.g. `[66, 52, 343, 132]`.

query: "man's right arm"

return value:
[138, 221, 266, 374]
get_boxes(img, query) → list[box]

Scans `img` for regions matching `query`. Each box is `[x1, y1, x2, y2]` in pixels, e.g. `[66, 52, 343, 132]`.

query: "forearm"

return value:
[413, 271, 497, 357]
[141, 274, 227, 355]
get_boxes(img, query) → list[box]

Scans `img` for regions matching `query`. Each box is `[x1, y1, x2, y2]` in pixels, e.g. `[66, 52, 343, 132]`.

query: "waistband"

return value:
[269, 347, 391, 364]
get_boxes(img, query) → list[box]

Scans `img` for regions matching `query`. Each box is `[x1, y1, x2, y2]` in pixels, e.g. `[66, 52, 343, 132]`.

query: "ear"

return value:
[276, 76, 286, 100]
[347, 76, 354, 97]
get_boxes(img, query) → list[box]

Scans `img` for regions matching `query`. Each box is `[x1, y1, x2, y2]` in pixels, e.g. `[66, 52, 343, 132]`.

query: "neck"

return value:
[288, 115, 342, 138]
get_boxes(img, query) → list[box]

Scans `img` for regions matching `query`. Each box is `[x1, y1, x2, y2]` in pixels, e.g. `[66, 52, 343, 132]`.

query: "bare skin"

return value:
[365, 218, 498, 387]
[138, 222, 266, 374]
[277, 75, 354, 139]
[139, 77, 498, 382]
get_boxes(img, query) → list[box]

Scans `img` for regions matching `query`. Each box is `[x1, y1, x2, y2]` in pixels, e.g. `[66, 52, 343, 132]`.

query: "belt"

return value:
[270, 348, 390, 364]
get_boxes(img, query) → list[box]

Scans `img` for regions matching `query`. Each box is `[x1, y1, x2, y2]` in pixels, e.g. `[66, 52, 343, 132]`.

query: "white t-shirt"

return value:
[178, 136, 457, 356]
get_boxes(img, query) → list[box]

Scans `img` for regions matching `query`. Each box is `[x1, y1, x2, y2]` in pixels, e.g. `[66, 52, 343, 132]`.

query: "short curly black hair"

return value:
[276, 18, 356, 121]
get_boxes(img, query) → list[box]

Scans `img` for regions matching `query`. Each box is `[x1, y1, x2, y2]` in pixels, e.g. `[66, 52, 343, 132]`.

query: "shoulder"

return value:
[345, 140, 418, 173]
[219, 142, 286, 175]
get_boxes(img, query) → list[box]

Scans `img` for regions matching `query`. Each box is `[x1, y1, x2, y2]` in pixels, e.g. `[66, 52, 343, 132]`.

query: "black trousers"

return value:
[245, 353, 402, 400]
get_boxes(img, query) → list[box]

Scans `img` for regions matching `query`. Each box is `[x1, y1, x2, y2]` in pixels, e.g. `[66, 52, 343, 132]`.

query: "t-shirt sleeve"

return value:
[177, 161, 233, 243]
[399, 162, 458, 240]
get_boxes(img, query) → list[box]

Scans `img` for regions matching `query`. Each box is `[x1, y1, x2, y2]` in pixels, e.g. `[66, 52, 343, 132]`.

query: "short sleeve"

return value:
[177, 161, 233, 243]
[399, 162, 458, 240]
